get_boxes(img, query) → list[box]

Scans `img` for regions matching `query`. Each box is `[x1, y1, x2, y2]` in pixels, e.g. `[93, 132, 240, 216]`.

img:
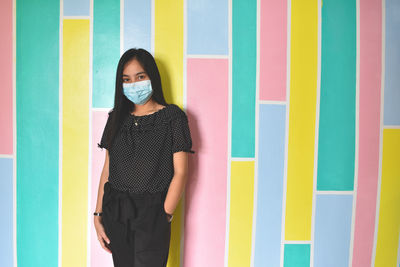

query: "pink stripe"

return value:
[0, 0, 13, 154]
[259, 0, 287, 101]
[91, 111, 114, 267]
[184, 58, 229, 267]
[352, 0, 382, 266]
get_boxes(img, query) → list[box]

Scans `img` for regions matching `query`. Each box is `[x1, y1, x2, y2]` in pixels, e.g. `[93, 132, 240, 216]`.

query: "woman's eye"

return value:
[123, 79, 129, 82]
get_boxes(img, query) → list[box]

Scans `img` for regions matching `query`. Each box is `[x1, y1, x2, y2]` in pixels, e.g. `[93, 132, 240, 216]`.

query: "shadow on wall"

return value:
[155, 55, 202, 218]
[154, 57, 173, 101]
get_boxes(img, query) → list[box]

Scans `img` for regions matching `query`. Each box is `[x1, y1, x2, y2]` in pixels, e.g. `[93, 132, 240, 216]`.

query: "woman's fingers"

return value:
[97, 235, 112, 253]
[101, 240, 112, 254]
[101, 232, 111, 245]
[94, 218, 112, 253]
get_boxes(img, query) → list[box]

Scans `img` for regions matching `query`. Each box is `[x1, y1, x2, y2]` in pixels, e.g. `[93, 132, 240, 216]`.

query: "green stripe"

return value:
[93, 0, 120, 108]
[284, 244, 311, 267]
[232, 0, 257, 157]
[16, 0, 59, 266]
[317, 0, 356, 190]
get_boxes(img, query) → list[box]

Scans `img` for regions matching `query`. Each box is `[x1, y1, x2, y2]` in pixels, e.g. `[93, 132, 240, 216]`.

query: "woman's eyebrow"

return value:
[122, 72, 146, 77]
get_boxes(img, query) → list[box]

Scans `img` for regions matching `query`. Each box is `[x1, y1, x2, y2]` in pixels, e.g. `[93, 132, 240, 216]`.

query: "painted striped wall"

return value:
[1, 0, 399, 266]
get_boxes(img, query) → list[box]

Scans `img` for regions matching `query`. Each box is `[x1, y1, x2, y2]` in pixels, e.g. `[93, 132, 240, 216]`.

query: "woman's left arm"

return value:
[164, 151, 189, 215]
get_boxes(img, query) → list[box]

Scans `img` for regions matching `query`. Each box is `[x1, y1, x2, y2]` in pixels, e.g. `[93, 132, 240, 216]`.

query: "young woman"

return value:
[94, 48, 195, 267]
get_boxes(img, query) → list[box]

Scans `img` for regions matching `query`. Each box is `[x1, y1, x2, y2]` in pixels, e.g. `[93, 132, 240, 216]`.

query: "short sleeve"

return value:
[171, 113, 195, 154]
[97, 112, 112, 150]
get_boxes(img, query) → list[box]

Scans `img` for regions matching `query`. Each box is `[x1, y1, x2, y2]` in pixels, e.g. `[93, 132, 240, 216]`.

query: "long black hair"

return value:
[105, 48, 168, 149]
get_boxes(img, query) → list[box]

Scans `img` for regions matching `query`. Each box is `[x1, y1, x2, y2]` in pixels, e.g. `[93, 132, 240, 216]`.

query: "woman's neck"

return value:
[131, 99, 161, 116]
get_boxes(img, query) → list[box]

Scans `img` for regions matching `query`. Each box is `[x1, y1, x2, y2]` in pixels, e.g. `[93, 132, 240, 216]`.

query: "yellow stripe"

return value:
[228, 161, 255, 267]
[155, 0, 184, 106]
[154, 1, 184, 266]
[284, 0, 318, 241]
[62, 19, 90, 267]
[374, 129, 400, 267]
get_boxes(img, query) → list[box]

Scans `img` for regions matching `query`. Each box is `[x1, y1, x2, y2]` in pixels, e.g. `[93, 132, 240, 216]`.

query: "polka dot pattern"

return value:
[98, 104, 195, 193]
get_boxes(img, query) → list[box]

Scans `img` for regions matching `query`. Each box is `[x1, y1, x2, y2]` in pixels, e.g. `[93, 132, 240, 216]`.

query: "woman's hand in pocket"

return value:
[94, 216, 112, 253]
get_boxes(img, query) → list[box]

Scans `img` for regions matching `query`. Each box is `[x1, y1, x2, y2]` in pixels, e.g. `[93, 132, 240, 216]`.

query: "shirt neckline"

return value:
[129, 104, 170, 118]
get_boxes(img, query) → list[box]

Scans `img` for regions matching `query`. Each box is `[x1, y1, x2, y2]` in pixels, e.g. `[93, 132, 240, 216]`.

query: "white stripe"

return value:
[397, 231, 400, 267]
[120, 0, 124, 54]
[186, 54, 229, 59]
[87, 0, 94, 266]
[310, 1, 322, 266]
[280, 0, 291, 265]
[58, 0, 64, 266]
[250, 0, 261, 265]
[259, 100, 286, 105]
[396, 233, 400, 267]
[349, 0, 361, 264]
[316, 191, 354, 195]
[151, 0, 155, 54]
[183, 0, 187, 110]
[285, 240, 312, 244]
[371, 0, 386, 265]
[63, 15, 90, 19]
[231, 157, 255, 161]
[12, 0, 17, 265]
[383, 125, 400, 129]
[180, 0, 188, 266]
[224, 0, 232, 266]
[0, 154, 13, 158]
[92, 107, 113, 112]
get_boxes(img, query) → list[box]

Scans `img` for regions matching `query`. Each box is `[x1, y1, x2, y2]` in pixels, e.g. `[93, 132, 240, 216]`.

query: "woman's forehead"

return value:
[123, 60, 145, 74]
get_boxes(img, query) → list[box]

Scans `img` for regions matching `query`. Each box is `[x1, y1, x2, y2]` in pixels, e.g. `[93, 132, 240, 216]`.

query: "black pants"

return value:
[102, 181, 171, 267]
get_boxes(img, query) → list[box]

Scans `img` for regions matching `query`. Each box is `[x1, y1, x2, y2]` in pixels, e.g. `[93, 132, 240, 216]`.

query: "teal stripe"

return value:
[93, 0, 120, 108]
[232, 0, 257, 157]
[16, 0, 59, 266]
[283, 244, 310, 267]
[317, 0, 356, 190]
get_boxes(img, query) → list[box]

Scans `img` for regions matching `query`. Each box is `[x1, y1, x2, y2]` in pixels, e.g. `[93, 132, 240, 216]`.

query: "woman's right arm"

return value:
[94, 150, 112, 253]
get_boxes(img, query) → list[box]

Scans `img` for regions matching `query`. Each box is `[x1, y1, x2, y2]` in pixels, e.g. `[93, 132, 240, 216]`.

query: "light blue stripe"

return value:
[314, 194, 353, 267]
[123, 0, 151, 52]
[93, 0, 120, 108]
[0, 158, 13, 267]
[384, 0, 400, 125]
[187, 0, 228, 55]
[254, 104, 286, 267]
[63, 0, 90, 16]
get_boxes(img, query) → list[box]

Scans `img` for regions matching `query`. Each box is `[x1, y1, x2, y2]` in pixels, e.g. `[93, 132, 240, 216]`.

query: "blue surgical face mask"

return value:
[123, 80, 153, 105]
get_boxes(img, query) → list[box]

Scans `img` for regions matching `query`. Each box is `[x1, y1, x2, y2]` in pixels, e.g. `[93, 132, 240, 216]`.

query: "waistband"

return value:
[102, 181, 168, 243]
[105, 181, 168, 200]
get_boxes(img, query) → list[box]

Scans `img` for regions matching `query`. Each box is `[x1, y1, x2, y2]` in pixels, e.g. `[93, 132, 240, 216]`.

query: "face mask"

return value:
[123, 80, 153, 105]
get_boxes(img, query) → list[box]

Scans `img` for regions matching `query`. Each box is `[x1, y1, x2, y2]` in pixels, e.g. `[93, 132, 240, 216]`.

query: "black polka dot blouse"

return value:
[98, 103, 195, 193]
